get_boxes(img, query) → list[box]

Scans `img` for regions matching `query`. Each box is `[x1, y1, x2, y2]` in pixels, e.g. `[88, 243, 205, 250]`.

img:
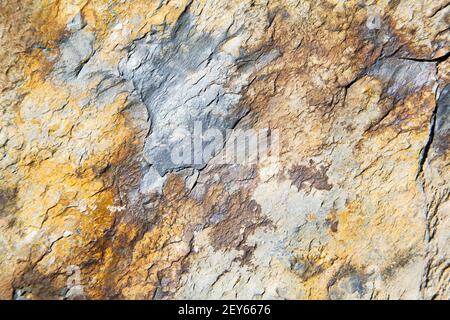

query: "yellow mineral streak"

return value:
[0, 0, 165, 297]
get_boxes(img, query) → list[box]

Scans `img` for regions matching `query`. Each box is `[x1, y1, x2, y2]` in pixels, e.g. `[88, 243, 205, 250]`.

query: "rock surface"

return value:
[0, 0, 448, 300]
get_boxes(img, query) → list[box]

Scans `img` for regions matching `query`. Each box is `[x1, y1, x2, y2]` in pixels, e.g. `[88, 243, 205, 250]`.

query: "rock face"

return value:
[0, 0, 448, 300]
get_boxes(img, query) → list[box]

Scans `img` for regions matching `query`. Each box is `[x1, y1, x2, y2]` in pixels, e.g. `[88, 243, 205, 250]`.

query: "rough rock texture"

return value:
[0, 0, 448, 300]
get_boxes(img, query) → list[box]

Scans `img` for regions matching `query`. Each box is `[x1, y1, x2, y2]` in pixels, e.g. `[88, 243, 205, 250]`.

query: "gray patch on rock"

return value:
[328, 268, 368, 300]
[433, 84, 450, 155]
[67, 13, 86, 32]
[368, 58, 436, 100]
[13, 287, 32, 300]
[184, 169, 199, 191]
[139, 166, 167, 195]
[120, 13, 279, 175]
[55, 30, 95, 79]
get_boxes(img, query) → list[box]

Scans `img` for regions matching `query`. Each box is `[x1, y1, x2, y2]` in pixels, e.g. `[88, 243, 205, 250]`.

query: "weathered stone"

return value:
[0, 0, 448, 300]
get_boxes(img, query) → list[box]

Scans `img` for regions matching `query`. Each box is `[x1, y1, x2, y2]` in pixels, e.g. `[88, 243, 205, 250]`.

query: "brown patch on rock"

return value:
[381, 250, 416, 279]
[434, 131, 450, 156]
[12, 269, 65, 300]
[291, 255, 326, 282]
[72, 172, 207, 299]
[325, 210, 339, 233]
[289, 161, 333, 192]
[208, 190, 268, 252]
[0, 188, 17, 218]
[237, 244, 258, 267]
